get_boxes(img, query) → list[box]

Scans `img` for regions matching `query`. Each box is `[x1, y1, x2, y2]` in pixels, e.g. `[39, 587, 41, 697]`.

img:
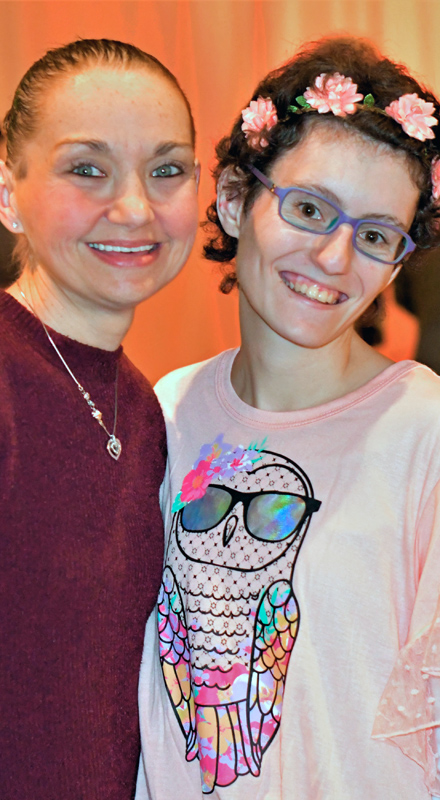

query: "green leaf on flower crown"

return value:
[287, 104, 299, 113]
[172, 492, 186, 513]
[296, 95, 311, 109]
[363, 94, 375, 107]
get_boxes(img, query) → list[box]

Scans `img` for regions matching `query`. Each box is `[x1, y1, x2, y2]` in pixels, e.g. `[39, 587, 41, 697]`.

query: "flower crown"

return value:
[241, 73, 440, 199]
[172, 434, 266, 513]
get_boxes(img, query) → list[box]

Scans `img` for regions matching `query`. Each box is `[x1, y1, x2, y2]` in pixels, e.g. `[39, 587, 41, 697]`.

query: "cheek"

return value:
[161, 189, 199, 245]
[236, 206, 296, 276]
[236, 226, 265, 272]
[358, 264, 394, 299]
[19, 183, 99, 245]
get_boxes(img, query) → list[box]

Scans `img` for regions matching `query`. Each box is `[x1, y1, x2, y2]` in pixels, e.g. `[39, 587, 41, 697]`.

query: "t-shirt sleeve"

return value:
[372, 478, 440, 795]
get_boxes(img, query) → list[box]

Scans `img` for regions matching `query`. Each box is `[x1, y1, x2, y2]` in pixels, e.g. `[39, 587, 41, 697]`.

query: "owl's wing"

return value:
[247, 579, 299, 764]
[158, 566, 197, 760]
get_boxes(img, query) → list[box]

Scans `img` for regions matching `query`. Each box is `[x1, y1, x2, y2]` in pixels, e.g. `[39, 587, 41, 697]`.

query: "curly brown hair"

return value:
[204, 36, 440, 293]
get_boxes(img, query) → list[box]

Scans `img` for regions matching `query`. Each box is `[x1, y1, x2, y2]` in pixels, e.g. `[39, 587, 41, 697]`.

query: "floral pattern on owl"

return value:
[158, 435, 321, 793]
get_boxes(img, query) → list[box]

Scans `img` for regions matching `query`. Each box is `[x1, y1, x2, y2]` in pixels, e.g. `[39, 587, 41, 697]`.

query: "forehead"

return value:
[269, 123, 419, 222]
[33, 65, 193, 152]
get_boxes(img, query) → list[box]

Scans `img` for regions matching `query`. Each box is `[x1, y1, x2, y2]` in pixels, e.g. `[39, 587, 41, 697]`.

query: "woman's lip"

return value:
[280, 270, 348, 305]
[86, 241, 161, 268]
[87, 240, 159, 253]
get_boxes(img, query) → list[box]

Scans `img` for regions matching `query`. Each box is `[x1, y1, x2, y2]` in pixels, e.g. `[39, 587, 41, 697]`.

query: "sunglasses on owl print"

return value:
[180, 485, 321, 543]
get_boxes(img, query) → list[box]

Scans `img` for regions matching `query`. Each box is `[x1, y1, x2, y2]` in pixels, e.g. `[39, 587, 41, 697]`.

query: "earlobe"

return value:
[194, 160, 201, 192]
[216, 167, 244, 239]
[0, 161, 22, 233]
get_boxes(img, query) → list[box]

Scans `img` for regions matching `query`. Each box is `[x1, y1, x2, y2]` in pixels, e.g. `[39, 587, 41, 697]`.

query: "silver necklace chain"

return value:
[19, 288, 122, 461]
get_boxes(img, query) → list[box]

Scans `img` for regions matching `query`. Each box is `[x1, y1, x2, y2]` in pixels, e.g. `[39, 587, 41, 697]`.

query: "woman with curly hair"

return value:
[138, 37, 440, 799]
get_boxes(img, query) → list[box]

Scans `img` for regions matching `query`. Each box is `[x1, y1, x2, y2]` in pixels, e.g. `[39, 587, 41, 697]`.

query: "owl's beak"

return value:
[223, 515, 238, 546]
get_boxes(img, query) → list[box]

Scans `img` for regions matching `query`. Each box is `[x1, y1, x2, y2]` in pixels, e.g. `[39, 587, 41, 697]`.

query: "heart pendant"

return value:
[107, 435, 122, 461]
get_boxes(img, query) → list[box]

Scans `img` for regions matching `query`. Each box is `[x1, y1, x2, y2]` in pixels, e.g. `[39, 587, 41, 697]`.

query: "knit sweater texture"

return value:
[0, 291, 166, 800]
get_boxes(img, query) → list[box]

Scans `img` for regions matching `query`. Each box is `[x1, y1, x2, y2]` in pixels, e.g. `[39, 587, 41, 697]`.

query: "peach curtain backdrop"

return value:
[0, 0, 438, 382]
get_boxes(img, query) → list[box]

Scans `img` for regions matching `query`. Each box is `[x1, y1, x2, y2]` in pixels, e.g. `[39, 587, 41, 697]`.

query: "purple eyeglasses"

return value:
[249, 165, 416, 266]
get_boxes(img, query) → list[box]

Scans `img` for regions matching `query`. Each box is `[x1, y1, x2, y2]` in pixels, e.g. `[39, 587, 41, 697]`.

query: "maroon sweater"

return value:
[0, 292, 166, 800]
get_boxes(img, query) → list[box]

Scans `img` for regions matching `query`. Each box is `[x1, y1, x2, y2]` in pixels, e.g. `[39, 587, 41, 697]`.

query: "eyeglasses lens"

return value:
[355, 222, 406, 262]
[280, 190, 338, 233]
[181, 486, 232, 531]
[280, 189, 407, 264]
[247, 493, 306, 542]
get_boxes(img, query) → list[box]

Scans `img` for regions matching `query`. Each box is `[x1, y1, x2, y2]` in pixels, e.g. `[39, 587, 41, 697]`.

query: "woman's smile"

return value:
[86, 239, 161, 268]
[280, 270, 346, 306]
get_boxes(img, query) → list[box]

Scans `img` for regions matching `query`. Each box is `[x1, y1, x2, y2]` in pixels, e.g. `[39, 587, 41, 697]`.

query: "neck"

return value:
[7, 269, 133, 351]
[232, 299, 393, 413]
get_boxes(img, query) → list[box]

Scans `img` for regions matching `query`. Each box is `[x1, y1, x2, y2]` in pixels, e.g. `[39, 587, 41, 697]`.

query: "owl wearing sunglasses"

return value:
[158, 437, 321, 794]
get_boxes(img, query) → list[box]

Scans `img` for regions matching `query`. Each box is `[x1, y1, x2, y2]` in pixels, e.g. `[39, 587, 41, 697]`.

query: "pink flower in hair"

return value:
[241, 96, 278, 149]
[431, 158, 440, 201]
[385, 93, 438, 141]
[303, 73, 364, 117]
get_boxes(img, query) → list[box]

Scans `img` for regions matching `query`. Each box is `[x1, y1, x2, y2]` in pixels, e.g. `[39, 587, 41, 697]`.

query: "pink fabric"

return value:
[138, 350, 440, 800]
[373, 594, 440, 794]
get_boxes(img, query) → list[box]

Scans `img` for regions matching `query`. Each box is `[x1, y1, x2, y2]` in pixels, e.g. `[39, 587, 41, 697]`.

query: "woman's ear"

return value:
[0, 161, 22, 233]
[216, 167, 245, 238]
[194, 159, 201, 192]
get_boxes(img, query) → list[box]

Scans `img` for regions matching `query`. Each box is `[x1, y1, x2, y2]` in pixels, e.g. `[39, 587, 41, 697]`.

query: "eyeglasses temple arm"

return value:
[249, 164, 276, 192]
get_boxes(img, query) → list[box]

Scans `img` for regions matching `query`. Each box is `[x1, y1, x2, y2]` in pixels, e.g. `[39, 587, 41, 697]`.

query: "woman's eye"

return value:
[152, 164, 182, 178]
[298, 201, 321, 219]
[72, 164, 104, 178]
[360, 229, 387, 245]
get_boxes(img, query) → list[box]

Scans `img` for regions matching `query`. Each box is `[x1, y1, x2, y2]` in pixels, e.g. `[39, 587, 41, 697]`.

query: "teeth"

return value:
[88, 243, 156, 253]
[283, 277, 339, 305]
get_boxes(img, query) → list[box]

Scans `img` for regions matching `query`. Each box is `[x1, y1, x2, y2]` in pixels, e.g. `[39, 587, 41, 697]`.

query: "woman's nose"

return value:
[106, 176, 155, 227]
[311, 223, 354, 275]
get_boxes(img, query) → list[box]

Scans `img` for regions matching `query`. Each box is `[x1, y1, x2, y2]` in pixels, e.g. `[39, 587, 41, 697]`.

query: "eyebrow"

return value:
[293, 181, 409, 230]
[55, 138, 193, 155]
[56, 139, 111, 153]
[153, 141, 193, 155]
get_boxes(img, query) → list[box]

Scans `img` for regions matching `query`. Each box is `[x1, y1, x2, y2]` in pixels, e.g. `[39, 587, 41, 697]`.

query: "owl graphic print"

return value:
[158, 434, 321, 794]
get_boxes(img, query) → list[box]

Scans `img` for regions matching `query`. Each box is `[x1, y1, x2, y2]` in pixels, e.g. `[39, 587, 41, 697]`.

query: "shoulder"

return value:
[154, 351, 230, 420]
[119, 353, 166, 437]
[120, 352, 156, 397]
[398, 361, 440, 414]
[360, 361, 440, 447]
[382, 363, 440, 476]
[358, 359, 440, 418]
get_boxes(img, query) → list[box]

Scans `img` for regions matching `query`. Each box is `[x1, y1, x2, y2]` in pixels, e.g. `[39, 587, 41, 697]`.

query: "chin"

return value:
[270, 320, 330, 346]
[106, 279, 166, 307]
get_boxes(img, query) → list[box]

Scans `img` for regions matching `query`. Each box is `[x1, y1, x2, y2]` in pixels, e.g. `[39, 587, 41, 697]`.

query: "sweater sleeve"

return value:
[372, 478, 440, 795]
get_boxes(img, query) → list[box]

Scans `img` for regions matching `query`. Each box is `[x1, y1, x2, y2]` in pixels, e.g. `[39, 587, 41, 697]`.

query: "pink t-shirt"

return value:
[137, 350, 440, 800]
